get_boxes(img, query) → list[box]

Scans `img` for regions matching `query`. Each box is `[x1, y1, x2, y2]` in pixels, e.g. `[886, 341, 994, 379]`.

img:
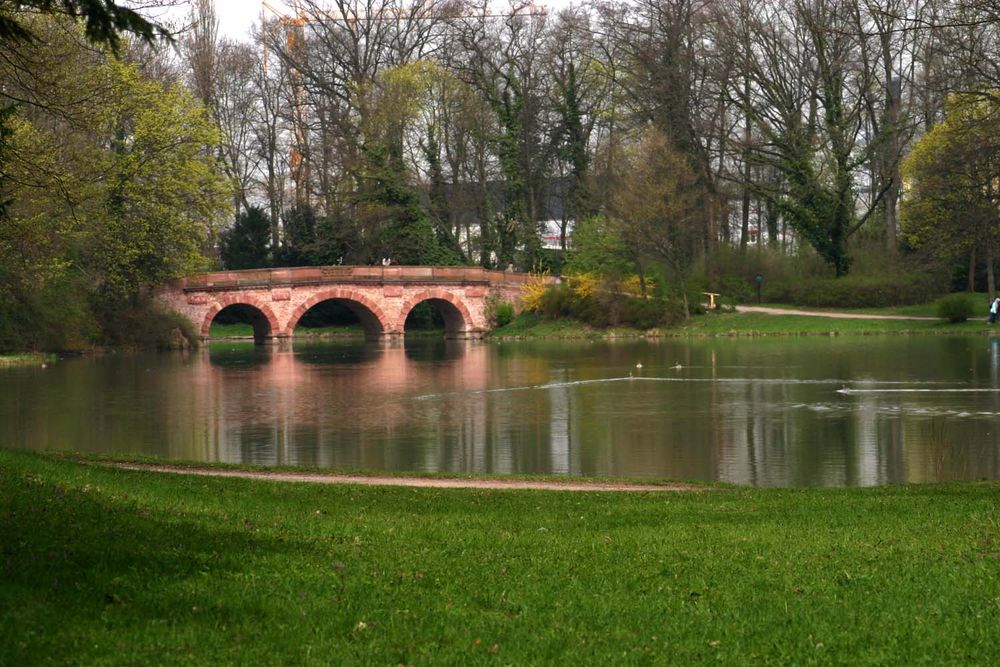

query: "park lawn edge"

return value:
[490, 310, 997, 340]
[0, 352, 56, 367]
[1, 448, 998, 665]
[47, 450, 722, 490]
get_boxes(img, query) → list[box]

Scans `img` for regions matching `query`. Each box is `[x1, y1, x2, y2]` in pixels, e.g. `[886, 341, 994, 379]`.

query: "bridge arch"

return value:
[201, 296, 283, 342]
[286, 289, 392, 339]
[397, 289, 477, 338]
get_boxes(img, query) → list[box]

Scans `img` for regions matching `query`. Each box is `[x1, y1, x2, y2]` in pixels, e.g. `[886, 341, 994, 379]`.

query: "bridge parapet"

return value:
[173, 265, 540, 292]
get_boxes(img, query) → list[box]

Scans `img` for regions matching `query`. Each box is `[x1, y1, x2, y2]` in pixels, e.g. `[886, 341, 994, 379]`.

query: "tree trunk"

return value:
[987, 239, 996, 301]
[968, 246, 977, 293]
[740, 77, 752, 251]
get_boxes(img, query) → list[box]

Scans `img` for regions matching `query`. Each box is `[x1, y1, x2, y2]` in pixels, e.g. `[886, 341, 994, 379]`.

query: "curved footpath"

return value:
[735, 305, 938, 320]
[110, 463, 700, 492]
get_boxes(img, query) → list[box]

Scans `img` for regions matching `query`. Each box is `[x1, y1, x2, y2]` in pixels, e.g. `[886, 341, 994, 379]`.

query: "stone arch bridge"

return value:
[155, 265, 544, 341]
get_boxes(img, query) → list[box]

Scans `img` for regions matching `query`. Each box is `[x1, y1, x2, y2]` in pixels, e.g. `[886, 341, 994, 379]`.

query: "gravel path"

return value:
[735, 305, 940, 320]
[110, 463, 700, 492]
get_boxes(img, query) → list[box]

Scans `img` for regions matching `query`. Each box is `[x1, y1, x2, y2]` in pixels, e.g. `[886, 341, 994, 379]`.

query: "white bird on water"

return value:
[671, 362, 682, 370]
[635, 362, 643, 370]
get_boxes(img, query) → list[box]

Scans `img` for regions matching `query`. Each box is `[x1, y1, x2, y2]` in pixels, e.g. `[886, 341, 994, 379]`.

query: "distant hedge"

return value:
[762, 273, 941, 308]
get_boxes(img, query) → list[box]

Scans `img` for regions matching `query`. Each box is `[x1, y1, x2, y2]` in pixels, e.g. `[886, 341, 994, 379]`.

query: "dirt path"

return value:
[735, 305, 939, 320]
[109, 463, 700, 492]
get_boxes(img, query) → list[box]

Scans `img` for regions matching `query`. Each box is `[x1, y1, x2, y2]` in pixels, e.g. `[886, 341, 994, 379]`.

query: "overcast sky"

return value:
[153, 1, 571, 42]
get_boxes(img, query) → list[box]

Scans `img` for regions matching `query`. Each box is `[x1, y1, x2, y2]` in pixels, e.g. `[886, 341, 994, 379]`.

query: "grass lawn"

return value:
[208, 323, 365, 338]
[490, 312, 648, 339]
[493, 310, 995, 339]
[751, 296, 993, 319]
[0, 352, 55, 367]
[674, 311, 992, 336]
[1, 450, 997, 664]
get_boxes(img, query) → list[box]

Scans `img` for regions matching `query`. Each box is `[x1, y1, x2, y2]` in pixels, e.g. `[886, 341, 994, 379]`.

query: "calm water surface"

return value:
[3, 336, 1000, 486]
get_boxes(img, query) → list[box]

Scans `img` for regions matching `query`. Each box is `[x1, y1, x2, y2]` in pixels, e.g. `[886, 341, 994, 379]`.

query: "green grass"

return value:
[208, 323, 365, 338]
[1, 450, 997, 665]
[490, 312, 649, 339]
[493, 307, 998, 339]
[751, 295, 993, 318]
[0, 352, 56, 367]
[674, 311, 993, 336]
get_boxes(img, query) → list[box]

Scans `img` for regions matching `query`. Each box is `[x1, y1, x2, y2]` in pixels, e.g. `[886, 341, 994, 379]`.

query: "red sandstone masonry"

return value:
[156, 266, 554, 340]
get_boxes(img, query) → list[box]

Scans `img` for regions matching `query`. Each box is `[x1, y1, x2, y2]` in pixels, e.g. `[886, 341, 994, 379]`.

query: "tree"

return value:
[276, 203, 317, 267]
[0, 0, 170, 52]
[719, 0, 890, 276]
[452, 1, 552, 270]
[220, 206, 271, 270]
[96, 59, 232, 298]
[609, 127, 703, 315]
[901, 93, 1000, 296]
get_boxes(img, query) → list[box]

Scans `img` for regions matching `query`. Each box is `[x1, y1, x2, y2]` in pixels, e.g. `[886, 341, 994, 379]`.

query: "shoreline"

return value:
[106, 461, 703, 493]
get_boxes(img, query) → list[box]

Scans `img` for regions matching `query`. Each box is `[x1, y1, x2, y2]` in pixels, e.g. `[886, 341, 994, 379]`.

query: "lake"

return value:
[2, 336, 999, 487]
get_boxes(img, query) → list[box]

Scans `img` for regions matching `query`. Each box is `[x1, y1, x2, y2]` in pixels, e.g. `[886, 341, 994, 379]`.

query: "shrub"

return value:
[518, 270, 552, 313]
[484, 292, 515, 328]
[936, 293, 976, 323]
[762, 273, 941, 308]
[619, 297, 685, 329]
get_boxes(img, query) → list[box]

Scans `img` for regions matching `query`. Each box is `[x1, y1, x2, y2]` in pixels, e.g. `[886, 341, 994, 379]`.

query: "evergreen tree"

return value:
[277, 204, 317, 267]
[219, 206, 271, 270]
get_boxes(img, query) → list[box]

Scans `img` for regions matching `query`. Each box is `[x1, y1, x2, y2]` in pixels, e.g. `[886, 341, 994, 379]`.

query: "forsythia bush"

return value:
[519, 270, 552, 313]
[520, 272, 685, 329]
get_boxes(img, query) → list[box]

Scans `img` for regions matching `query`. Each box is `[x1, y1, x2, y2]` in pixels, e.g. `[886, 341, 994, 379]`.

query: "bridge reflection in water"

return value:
[148, 338, 1000, 486]
[4, 338, 999, 486]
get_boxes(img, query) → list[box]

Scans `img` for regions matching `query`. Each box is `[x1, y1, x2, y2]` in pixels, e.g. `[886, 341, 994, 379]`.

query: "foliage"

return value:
[763, 273, 942, 308]
[484, 291, 514, 328]
[90, 296, 198, 350]
[0, 270, 96, 352]
[524, 272, 683, 330]
[563, 215, 634, 277]
[518, 270, 553, 314]
[219, 206, 271, 270]
[608, 127, 704, 313]
[0, 0, 170, 52]
[900, 94, 1000, 268]
[403, 302, 445, 331]
[95, 60, 231, 300]
[355, 143, 460, 266]
[275, 204, 317, 267]
[935, 293, 976, 323]
[0, 19, 230, 350]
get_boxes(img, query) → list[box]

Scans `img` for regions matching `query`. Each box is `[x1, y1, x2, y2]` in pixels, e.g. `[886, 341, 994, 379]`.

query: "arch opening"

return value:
[403, 299, 465, 338]
[293, 300, 365, 339]
[208, 303, 274, 343]
[290, 298, 385, 340]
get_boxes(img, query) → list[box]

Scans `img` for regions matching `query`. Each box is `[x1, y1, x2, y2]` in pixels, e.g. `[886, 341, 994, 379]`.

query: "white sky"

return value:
[151, 1, 573, 42]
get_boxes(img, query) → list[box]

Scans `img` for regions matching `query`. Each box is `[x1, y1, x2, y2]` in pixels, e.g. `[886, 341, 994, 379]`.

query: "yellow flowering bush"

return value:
[564, 273, 600, 299]
[519, 270, 552, 313]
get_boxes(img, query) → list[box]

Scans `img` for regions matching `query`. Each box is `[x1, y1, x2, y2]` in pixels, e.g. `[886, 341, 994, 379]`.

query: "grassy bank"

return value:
[1, 451, 997, 664]
[209, 323, 365, 338]
[492, 308, 995, 339]
[675, 311, 990, 336]
[0, 352, 56, 367]
[490, 312, 649, 339]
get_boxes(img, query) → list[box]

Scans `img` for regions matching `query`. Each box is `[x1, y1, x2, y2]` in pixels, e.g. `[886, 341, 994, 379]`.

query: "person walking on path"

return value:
[990, 297, 999, 324]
